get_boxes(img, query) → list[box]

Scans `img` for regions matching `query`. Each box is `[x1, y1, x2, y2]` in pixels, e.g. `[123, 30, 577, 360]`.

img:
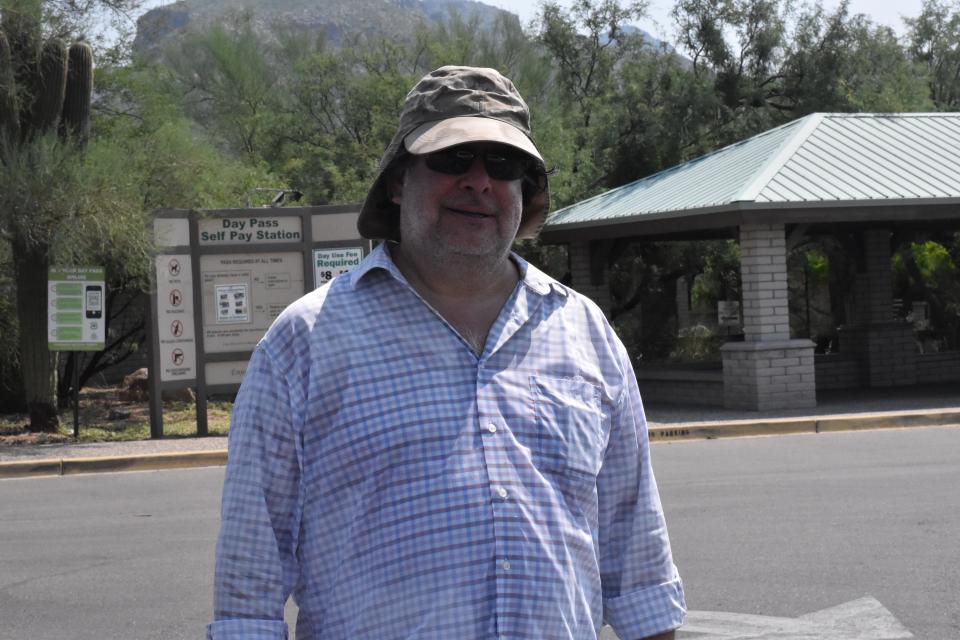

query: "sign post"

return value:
[48, 266, 106, 438]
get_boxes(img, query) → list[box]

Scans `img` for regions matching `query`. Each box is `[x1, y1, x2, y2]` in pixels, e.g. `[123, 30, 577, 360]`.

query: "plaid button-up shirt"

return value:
[208, 244, 685, 640]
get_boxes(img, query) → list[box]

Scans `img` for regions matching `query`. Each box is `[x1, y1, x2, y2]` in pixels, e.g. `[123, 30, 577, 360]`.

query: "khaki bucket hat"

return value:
[358, 65, 550, 241]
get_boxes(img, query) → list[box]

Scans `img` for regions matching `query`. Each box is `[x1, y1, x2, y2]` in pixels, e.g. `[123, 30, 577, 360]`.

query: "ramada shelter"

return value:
[540, 113, 960, 411]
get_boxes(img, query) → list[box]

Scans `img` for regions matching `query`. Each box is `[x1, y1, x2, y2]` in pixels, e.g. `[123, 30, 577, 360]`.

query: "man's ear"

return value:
[388, 170, 405, 205]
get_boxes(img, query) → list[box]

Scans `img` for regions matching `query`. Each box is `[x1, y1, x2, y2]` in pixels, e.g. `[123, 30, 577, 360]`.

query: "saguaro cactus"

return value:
[60, 41, 91, 143]
[0, 30, 21, 145]
[30, 38, 68, 136]
[1, 3, 96, 432]
[0, 15, 91, 146]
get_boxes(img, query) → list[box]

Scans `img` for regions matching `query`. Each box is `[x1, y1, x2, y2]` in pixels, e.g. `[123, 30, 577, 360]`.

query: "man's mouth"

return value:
[447, 206, 493, 219]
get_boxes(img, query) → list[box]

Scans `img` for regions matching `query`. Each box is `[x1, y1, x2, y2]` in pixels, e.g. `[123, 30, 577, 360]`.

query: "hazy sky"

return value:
[481, 0, 925, 37]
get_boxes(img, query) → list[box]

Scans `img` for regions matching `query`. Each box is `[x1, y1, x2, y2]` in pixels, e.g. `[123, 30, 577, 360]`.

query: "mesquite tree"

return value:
[1, 0, 92, 432]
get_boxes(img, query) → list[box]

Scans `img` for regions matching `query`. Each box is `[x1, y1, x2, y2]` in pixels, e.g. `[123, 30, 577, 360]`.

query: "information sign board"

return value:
[155, 254, 197, 382]
[718, 300, 741, 327]
[148, 206, 368, 439]
[48, 267, 106, 351]
[200, 252, 304, 353]
[313, 247, 364, 288]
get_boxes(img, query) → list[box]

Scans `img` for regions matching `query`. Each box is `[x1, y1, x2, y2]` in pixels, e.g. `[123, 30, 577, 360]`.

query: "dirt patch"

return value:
[0, 386, 151, 445]
[1, 386, 232, 444]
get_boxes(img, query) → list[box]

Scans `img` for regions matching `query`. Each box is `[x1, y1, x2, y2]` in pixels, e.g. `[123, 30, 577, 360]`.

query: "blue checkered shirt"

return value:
[209, 244, 685, 639]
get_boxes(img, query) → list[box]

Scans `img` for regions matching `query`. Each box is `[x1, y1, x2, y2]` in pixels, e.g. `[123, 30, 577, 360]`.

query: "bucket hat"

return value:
[358, 66, 550, 241]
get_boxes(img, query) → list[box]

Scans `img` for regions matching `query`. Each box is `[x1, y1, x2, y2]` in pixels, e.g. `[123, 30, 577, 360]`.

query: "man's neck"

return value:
[390, 244, 520, 354]
[391, 244, 518, 299]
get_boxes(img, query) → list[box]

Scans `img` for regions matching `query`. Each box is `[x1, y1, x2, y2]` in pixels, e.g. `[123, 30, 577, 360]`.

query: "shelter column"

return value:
[842, 228, 916, 387]
[721, 223, 816, 410]
[568, 240, 612, 316]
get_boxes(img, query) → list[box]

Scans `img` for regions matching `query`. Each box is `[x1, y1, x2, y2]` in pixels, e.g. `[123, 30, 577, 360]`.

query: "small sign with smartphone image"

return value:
[48, 267, 106, 351]
[85, 285, 103, 319]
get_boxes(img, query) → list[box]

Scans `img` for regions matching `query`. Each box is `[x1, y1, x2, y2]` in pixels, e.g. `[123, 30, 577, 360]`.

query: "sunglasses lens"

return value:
[484, 153, 526, 180]
[424, 149, 473, 175]
[424, 147, 528, 181]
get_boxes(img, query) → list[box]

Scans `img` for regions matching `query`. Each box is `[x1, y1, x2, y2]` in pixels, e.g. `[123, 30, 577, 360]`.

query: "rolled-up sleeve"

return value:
[208, 342, 302, 640]
[598, 346, 685, 639]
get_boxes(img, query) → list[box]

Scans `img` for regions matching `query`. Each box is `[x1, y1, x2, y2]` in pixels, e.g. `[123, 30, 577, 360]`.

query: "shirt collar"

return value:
[350, 242, 567, 298]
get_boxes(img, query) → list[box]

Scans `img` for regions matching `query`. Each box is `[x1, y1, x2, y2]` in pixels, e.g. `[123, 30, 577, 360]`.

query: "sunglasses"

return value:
[423, 146, 537, 181]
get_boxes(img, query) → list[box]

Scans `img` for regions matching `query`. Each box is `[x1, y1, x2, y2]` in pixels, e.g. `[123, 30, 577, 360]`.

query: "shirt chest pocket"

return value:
[530, 375, 605, 478]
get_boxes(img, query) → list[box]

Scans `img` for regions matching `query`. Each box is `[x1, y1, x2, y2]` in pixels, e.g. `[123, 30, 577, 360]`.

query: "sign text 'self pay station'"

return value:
[148, 206, 369, 438]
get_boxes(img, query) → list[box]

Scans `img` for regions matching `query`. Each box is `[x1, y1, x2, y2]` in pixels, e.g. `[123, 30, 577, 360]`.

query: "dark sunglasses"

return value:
[423, 146, 537, 181]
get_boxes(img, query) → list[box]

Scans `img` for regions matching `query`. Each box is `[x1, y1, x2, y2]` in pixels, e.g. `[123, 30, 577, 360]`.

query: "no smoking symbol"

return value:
[172, 349, 184, 366]
[168, 258, 181, 276]
[170, 320, 183, 337]
[169, 289, 182, 307]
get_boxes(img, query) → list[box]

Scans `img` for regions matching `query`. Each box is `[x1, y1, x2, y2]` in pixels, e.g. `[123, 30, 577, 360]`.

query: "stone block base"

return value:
[721, 339, 817, 410]
[840, 322, 916, 387]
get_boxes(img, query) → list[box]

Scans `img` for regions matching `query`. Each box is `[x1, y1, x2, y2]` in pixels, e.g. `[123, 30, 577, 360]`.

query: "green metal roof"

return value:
[543, 113, 960, 236]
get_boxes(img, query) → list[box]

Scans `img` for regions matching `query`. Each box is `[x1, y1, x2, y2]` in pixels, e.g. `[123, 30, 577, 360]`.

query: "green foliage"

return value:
[536, 0, 649, 201]
[95, 60, 280, 211]
[786, 240, 836, 343]
[783, 4, 933, 113]
[906, 0, 960, 110]
[805, 248, 829, 281]
[670, 324, 725, 362]
[689, 240, 742, 309]
[163, 11, 279, 158]
[268, 33, 413, 204]
[911, 240, 956, 281]
[893, 236, 960, 349]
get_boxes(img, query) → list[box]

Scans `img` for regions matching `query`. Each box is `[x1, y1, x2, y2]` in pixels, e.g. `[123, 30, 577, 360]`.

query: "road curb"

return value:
[0, 450, 227, 479]
[648, 410, 960, 442]
[3, 411, 960, 478]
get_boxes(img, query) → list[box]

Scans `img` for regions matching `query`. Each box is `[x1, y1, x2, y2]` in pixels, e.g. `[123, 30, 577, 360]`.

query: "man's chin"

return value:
[438, 243, 513, 270]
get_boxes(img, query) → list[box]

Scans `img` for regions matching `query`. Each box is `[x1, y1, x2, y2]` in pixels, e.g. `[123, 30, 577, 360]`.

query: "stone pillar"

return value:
[568, 240, 612, 316]
[840, 229, 916, 387]
[721, 223, 816, 410]
[740, 223, 790, 342]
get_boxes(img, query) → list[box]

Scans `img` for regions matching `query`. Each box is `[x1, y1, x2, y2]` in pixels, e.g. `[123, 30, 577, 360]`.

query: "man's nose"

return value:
[456, 156, 493, 191]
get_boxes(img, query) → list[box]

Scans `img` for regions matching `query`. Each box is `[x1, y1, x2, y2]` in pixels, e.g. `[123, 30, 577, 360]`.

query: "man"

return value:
[208, 66, 685, 640]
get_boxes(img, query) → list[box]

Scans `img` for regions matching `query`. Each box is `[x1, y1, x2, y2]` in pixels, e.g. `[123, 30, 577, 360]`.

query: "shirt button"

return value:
[486, 423, 498, 433]
[502, 560, 511, 571]
[496, 486, 508, 499]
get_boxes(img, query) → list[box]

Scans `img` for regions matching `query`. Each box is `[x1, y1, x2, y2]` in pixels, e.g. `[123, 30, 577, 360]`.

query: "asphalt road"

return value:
[1, 426, 958, 639]
[655, 426, 960, 639]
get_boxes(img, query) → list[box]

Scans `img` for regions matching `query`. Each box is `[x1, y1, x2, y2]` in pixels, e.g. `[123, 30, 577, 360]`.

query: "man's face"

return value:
[391, 143, 525, 270]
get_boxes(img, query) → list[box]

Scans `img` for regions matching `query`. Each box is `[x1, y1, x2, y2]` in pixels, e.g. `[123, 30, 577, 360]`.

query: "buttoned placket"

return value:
[473, 285, 545, 640]
[476, 360, 515, 639]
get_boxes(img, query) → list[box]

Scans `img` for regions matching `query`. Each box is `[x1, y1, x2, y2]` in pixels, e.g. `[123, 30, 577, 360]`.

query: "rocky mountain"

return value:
[132, 0, 520, 60]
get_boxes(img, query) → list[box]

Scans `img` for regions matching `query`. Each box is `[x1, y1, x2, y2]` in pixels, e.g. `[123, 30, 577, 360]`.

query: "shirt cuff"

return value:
[604, 576, 686, 640]
[207, 618, 288, 639]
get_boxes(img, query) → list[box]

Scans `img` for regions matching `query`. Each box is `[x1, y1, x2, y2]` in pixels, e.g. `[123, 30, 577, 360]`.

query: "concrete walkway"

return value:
[2, 385, 958, 479]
